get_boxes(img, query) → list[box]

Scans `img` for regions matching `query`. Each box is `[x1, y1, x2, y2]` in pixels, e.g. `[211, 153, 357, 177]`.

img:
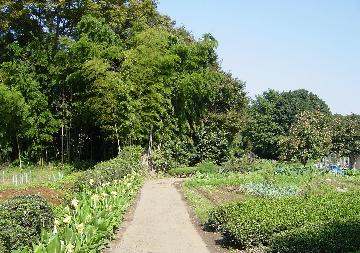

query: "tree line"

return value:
[0, 0, 358, 167]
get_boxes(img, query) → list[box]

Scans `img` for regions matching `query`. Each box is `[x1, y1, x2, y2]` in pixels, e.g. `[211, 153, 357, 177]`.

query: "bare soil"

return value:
[0, 186, 64, 205]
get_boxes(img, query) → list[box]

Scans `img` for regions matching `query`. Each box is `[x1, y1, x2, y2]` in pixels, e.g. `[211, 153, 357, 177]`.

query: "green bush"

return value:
[270, 220, 360, 253]
[168, 162, 219, 177]
[345, 169, 360, 177]
[0, 195, 54, 252]
[208, 192, 360, 252]
[73, 146, 143, 191]
[150, 148, 172, 172]
[168, 166, 198, 177]
[71, 160, 96, 171]
[274, 163, 320, 176]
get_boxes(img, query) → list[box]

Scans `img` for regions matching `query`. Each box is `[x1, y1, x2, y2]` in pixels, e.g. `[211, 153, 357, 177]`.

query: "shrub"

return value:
[0, 195, 54, 252]
[168, 166, 198, 177]
[274, 163, 320, 176]
[208, 192, 360, 252]
[345, 169, 360, 177]
[270, 220, 360, 253]
[168, 161, 219, 177]
[150, 148, 171, 172]
[71, 160, 96, 171]
[196, 161, 219, 173]
[73, 146, 143, 191]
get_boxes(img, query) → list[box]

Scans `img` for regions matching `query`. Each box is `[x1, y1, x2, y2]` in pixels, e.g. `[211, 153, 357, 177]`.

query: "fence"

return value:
[0, 171, 64, 186]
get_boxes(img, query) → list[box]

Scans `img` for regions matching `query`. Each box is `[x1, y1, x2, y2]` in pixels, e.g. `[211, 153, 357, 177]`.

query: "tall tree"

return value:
[331, 114, 360, 168]
[279, 110, 332, 166]
[247, 89, 331, 159]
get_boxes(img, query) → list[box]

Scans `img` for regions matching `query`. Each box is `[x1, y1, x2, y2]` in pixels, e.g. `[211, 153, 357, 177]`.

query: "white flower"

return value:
[111, 191, 118, 196]
[53, 225, 58, 234]
[54, 219, 60, 226]
[89, 179, 94, 185]
[85, 214, 92, 223]
[75, 223, 85, 234]
[63, 215, 71, 224]
[71, 198, 79, 208]
[65, 243, 75, 253]
[91, 194, 99, 202]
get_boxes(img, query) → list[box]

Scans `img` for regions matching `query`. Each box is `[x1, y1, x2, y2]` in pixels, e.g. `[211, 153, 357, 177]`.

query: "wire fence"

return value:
[0, 171, 64, 186]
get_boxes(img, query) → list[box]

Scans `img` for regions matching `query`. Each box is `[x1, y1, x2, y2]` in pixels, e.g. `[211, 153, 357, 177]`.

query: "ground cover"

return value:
[0, 147, 145, 253]
[182, 162, 360, 252]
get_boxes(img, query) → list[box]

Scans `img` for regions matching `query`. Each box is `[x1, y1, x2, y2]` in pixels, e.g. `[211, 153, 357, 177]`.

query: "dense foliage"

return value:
[167, 161, 219, 177]
[247, 89, 330, 160]
[73, 146, 143, 191]
[331, 114, 360, 168]
[0, 0, 247, 166]
[279, 110, 332, 165]
[0, 195, 54, 252]
[1, 0, 358, 168]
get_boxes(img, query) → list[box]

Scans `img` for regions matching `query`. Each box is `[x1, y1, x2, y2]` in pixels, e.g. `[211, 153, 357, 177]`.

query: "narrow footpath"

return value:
[105, 178, 210, 253]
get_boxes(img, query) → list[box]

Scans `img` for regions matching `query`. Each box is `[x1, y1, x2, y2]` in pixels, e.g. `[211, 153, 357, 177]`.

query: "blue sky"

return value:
[157, 0, 360, 115]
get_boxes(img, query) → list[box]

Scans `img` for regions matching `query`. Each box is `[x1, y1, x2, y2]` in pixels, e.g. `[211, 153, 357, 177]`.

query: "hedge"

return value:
[168, 162, 219, 177]
[0, 195, 54, 252]
[73, 146, 143, 191]
[208, 192, 360, 252]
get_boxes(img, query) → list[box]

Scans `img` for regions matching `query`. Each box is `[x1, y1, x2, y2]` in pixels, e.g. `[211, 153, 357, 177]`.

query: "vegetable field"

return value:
[182, 161, 360, 253]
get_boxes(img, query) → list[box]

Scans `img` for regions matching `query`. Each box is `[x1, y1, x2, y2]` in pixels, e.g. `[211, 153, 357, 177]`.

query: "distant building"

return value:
[320, 154, 360, 169]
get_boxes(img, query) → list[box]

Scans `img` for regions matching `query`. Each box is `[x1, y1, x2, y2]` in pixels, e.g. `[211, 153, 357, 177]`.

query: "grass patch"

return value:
[183, 187, 215, 223]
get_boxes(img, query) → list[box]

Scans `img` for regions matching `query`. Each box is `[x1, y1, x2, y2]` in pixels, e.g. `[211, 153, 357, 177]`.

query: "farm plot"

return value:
[182, 162, 360, 253]
[0, 147, 145, 253]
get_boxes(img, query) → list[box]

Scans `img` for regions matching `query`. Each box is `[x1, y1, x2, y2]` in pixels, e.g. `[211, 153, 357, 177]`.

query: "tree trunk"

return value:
[115, 123, 121, 155]
[350, 155, 356, 169]
[61, 124, 64, 164]
[16, 135, 22, 168]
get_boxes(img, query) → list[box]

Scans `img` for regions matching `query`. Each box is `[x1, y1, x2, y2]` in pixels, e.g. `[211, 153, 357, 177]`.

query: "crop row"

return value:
[208, 192, 360, 252]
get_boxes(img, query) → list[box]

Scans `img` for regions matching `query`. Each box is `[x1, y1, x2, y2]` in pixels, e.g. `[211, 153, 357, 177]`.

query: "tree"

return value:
[279, 110, 332, 166]
[331, 114, 360, 168]
[247, 89, 331, 159]
[0, 2, 249, 164]
[246, 90, 283, 159]
[0, 83, 30, 165]
[276, 89, 331, 133]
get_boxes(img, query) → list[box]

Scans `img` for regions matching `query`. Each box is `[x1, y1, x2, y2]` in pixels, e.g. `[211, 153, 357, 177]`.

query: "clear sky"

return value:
[157, 0, 360, 115]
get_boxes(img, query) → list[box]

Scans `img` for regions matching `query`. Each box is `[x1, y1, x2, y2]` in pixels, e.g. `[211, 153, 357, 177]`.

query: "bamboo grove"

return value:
[1, 0, 359, 167]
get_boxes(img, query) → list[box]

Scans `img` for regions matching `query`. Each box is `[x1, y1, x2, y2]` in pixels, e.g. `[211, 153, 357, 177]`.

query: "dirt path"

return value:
[105, 178, 210, 253]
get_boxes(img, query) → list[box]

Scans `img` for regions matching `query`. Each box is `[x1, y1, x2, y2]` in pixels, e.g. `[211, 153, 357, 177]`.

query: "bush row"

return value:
[0, 195, 54, 252]
[73, 146, 143, 192]
[168, 162, 219, 177]
[208, 192, 360, 252]
[16, 171, 144, 253]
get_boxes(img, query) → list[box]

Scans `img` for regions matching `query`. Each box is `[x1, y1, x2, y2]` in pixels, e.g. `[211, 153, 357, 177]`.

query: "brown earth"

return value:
[0, 186, 64, 205]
